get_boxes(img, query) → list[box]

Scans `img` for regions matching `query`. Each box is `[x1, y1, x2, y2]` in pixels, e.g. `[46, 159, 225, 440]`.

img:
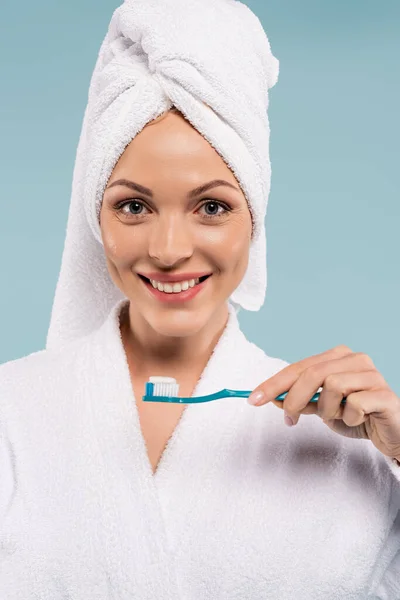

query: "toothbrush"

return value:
[142, 376, 347, 405]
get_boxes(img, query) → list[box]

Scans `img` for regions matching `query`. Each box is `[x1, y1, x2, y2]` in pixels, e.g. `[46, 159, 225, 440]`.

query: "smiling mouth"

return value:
[138, 274, 211, 294]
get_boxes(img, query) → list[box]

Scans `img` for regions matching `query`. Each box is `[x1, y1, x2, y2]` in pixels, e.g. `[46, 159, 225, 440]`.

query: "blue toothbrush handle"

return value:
[142, 387, 347, 404]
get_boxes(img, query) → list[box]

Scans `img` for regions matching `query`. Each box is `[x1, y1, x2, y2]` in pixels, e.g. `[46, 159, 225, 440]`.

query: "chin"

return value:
[149, 311, 208, 338]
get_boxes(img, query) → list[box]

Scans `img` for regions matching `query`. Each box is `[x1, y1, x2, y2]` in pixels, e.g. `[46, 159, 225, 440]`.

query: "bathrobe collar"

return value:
[80, 297, 255, 596]
[87, 297, 254, 476]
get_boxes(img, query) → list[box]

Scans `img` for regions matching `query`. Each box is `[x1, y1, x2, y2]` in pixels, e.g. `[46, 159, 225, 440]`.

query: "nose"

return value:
[148, 213, 193, 267]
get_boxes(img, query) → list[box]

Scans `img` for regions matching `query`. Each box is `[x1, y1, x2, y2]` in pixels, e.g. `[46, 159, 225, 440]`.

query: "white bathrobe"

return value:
[0, 298, 399, 599]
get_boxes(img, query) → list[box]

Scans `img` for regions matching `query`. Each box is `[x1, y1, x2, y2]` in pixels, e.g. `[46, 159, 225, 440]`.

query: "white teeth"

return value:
[148, 276, 205, 293]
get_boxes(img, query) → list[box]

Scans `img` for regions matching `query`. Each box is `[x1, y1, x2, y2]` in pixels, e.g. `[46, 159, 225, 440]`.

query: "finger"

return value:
[342, 388, 399, 428]
[248, 345, 354, 406]
[281, 353, 377, 421]
[317, 370, 387, 421]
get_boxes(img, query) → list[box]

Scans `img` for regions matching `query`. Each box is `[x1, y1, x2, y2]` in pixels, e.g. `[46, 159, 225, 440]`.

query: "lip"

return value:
[139, 274, 211, 303]
[137, 271, 212, 283]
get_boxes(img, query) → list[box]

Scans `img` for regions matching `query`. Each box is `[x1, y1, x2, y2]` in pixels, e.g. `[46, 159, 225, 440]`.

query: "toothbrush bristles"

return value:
[148, 376, 180, 397]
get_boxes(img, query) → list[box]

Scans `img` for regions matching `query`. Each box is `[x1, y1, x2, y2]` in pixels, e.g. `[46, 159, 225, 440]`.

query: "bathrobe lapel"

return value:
[88, 299, 282, 566]
[87, 297, 269, 591]
[77, 298, 181, 598]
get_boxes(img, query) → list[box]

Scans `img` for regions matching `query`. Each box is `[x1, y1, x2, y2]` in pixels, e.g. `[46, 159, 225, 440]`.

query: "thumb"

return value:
[323, 419, 369, 440]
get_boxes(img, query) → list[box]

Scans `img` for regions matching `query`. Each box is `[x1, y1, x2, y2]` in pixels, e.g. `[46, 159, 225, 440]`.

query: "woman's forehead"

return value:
[109, 115, 241, 189]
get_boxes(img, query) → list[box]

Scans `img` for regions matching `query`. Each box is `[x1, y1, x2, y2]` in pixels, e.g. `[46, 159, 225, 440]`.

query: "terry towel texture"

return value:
[0, 300, 400, 599]
[46, 0, 280, 351]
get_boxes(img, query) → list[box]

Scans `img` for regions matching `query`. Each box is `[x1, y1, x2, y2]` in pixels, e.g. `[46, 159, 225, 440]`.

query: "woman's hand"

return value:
[248, 345, 400, 462]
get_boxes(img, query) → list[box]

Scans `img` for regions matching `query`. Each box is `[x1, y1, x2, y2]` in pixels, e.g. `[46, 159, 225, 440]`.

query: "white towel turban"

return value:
[46, 0, 279, 350]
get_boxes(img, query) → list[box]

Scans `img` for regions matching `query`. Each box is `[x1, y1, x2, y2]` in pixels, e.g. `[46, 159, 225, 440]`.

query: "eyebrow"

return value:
[105, 178, 240, 198]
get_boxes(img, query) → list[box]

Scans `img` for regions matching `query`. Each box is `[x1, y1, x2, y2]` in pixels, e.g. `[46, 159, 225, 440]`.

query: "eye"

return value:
[198, 200, 230, 218]
[115, 200, 150, 217]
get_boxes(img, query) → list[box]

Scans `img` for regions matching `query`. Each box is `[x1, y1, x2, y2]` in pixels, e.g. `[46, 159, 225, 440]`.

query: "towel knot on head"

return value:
[46, 0, 280, 350]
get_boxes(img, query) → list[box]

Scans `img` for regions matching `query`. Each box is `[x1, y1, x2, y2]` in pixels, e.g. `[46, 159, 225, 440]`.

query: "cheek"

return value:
[197, 221, 251, 272]
[101, 222, 143, 266]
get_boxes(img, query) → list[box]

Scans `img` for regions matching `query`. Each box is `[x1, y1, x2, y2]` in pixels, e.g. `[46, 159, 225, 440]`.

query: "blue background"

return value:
[1, 1, 399, 391]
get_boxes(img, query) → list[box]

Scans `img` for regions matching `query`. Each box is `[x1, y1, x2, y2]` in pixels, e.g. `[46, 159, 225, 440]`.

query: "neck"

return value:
[120, 303, 230, 381]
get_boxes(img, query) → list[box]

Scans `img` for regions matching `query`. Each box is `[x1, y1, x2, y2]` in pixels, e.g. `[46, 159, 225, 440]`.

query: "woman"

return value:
[1, 0, 399, 598]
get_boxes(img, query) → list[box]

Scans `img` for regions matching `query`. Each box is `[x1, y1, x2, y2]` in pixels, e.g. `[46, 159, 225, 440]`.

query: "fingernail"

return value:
[248, 390, 265, 406]
[284, 413, 295, 427]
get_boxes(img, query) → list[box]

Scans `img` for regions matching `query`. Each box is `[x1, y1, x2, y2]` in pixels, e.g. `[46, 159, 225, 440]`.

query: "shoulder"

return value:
[238, 334, 291, 386]
[249, 340, 290, 372]
[0, 337, 86, 406]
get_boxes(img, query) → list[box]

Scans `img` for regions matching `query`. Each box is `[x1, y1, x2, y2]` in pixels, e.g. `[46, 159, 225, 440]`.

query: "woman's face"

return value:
[100, 110, 252, 338]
